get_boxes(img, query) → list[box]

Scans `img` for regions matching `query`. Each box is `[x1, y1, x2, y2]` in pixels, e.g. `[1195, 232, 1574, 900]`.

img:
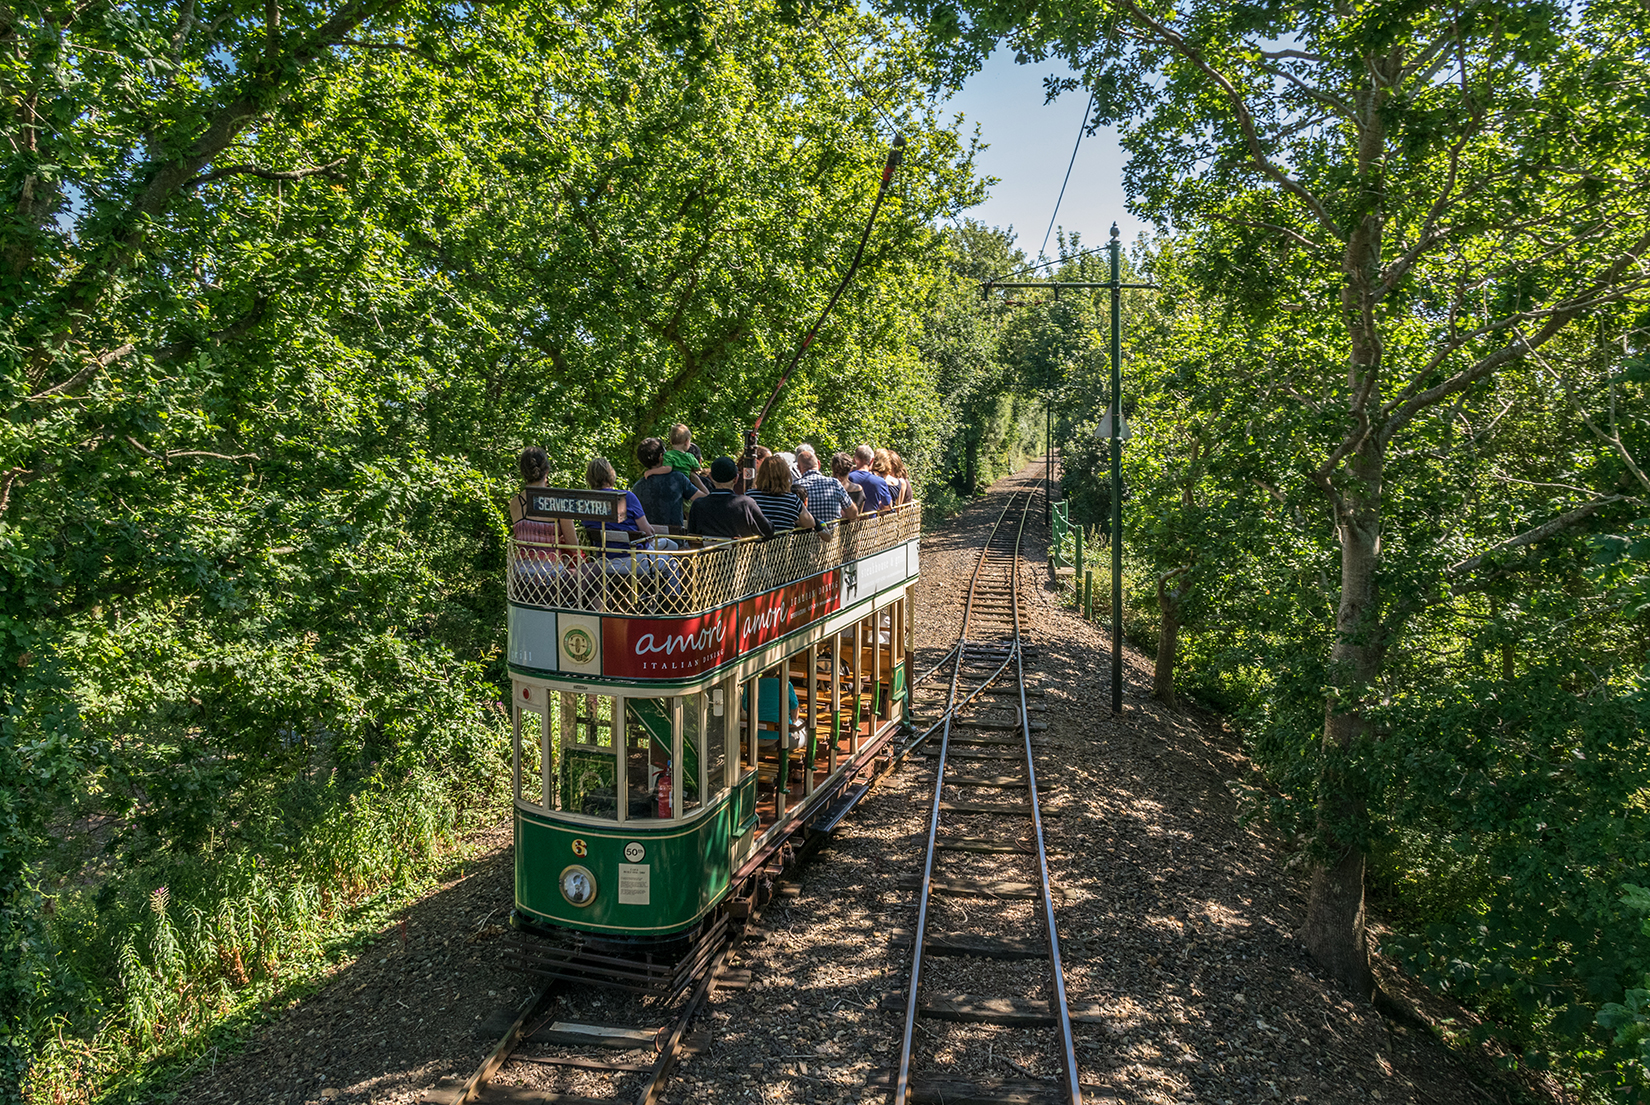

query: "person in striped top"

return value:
[746, 455, 815, 534]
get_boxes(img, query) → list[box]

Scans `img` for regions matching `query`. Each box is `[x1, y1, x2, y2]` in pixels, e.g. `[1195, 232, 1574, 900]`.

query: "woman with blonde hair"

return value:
[886, 451, 912, 505]
[747, 454, 815, 533]
[872, 449, 908, 507]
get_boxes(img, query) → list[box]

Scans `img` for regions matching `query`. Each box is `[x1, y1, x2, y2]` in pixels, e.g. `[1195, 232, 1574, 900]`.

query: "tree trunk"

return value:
[1153, 603, 1180, 706]
[1300, 459, 1382, 1000]
[1153, 570, 1188, 707]
[1302, 94, 1390, 996]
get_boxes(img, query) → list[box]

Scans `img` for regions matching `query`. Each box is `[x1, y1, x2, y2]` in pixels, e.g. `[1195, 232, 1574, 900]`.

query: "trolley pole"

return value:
[1108, 224, 1124, 716]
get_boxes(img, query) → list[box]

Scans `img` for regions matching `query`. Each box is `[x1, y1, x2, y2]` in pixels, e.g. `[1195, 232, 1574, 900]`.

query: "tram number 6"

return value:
[571, 839, 587, 857]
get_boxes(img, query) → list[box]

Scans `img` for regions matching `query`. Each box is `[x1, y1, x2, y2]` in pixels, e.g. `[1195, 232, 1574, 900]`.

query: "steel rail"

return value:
[1011, 501, 1083, 1105]
[893, 489, 1030, 1105]
[444, 839, 812, 1105]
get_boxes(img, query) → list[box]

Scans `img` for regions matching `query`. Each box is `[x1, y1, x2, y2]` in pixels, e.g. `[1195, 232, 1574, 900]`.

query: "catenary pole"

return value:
[1046, 400, 1052, 525]
[980, 226, 1152, 713]
[1109, 223, 1123, 715]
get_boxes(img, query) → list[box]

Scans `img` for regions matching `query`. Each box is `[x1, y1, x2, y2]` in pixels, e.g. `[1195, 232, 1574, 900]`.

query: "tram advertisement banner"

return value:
[601, 607, 738, 679]
[598, 569, 841, 680]
[735, 569, 840, 654]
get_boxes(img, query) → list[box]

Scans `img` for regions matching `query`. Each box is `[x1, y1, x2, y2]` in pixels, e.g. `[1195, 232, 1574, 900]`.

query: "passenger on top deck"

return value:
[746, 455, 816, 534]
[889, 451, 914, 506]
[874, 449, 911, 507]
[849, 444, 894, 512]
[687, 457, 775, 541]
[795, 445, 857, 524]
[831, 451, 866, 514]
[665, 424, 702, 476]
[583, 457, 678, 558]
[508, 447, 577, 562]
[634, 437, 705, 535]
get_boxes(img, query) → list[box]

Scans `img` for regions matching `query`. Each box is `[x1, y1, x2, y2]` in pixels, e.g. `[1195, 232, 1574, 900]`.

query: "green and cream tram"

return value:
[505, 492, 919, 947]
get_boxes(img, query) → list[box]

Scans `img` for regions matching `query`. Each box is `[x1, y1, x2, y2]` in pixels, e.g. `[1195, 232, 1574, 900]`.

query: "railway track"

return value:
[422, 835, 806, 1105]
[889, 485, 1082, 1105]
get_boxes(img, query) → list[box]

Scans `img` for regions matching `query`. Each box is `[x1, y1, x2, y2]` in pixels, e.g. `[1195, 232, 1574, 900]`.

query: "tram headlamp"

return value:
[559, 864, 597, 907]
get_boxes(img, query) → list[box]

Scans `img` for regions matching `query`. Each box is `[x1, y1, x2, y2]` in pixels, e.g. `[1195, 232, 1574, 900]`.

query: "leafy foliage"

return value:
[2, 0, 984, 1097]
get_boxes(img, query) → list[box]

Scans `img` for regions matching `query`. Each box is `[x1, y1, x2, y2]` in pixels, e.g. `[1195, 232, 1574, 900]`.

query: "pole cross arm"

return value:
[982, 281, 1158, 291]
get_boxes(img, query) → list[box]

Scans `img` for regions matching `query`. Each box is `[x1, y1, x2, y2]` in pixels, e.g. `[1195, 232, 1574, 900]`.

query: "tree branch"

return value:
[26, 343, 135, 401]
[1119, 0, 1341, 239]
[186, 157, 345, 189]
[1257, 61, 1356, 123]
[1541, 345, 1650, 495]
[1379, 223, 1650, 441]
[1448, 495, 1629, 577]
[0, 468, 34, 513]
[23, 0, 402, 369]
[125, 436, 259, 463]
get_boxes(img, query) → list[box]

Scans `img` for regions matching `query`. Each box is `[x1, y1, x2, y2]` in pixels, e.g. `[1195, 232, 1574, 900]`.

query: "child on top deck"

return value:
[663, 423, 702, 478]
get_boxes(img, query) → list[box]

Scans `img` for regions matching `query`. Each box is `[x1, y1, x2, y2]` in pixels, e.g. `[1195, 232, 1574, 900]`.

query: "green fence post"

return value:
[1084, 571, 1093, 620]
[1074, 529, 1084, 605]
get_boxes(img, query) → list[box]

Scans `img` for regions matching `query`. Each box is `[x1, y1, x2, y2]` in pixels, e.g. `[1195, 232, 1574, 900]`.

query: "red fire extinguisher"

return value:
[657, 759, 673, 819]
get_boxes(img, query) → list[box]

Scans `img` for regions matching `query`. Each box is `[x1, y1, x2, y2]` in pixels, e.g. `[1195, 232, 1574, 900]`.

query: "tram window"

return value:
[515, 705, 544, 808]
[679, 696, 703, 815]
[561, 693, 618, 818]
[574, 694, 614, 746]
[705, 682, 729, 798]
[625, 698, 673, 819]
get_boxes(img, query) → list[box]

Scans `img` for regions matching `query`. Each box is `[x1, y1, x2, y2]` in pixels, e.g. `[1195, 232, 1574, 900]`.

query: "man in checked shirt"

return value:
[793, 444, 859, 525]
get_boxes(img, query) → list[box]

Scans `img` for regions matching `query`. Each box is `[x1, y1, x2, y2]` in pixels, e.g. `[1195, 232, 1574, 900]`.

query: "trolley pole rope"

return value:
[741, 136, 905, 482]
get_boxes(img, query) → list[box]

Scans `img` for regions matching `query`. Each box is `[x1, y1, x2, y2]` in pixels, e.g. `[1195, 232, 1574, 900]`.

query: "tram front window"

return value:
[561, 694, 617, 818]
[679, 696, 703, 816]
[625, 698, 674, 819]
[514, 705, 544, 808]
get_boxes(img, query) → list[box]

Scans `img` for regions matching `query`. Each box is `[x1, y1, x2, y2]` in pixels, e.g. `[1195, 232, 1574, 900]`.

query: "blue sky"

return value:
[941, 51, 1155, 262]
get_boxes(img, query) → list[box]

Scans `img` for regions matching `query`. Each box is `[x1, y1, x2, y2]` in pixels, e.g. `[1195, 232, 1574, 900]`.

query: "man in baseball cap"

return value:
[687, 456, 776, 541]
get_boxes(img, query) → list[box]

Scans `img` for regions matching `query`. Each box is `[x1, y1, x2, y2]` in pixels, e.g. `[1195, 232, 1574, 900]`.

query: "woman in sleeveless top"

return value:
[509, 447, 576, 566]
[888, 451, 913, 506]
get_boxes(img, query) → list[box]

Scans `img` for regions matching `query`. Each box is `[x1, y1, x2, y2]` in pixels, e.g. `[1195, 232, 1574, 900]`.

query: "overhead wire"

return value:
[993, 242, 1109, 283]
[814, 18, 975, 239]
[1035, 92, 1096, 264]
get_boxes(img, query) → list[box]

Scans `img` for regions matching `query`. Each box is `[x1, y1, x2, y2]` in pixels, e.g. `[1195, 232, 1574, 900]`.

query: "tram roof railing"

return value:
[507, 502, 920, 618]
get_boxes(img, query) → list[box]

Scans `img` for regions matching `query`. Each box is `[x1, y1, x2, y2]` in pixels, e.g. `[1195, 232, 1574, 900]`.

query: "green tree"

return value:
[2, 0, 983, 1093]
[895, 0, 1650, 1000]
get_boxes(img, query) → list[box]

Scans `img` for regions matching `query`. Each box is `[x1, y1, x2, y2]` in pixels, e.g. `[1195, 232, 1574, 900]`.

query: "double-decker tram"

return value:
[504, 488, 919, 985]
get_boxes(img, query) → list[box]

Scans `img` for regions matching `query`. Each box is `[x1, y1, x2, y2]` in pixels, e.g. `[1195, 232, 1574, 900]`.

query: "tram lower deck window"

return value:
[561, 694, 617, 817]
[511, 684, 739, 822]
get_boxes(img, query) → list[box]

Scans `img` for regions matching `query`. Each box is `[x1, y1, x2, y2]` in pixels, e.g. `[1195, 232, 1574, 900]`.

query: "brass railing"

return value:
[508, 502, 921, 617]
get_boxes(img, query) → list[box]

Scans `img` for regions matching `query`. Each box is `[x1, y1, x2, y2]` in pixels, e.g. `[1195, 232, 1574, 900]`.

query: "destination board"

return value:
[522, 487, 625, 523]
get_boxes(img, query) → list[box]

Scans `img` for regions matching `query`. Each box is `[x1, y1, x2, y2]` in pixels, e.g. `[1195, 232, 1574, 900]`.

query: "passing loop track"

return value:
[892, 486, 1081, 1105]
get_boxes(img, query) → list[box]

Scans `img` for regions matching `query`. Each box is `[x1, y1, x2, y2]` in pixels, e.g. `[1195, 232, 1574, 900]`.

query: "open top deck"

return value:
[507, 501, 921, 688]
